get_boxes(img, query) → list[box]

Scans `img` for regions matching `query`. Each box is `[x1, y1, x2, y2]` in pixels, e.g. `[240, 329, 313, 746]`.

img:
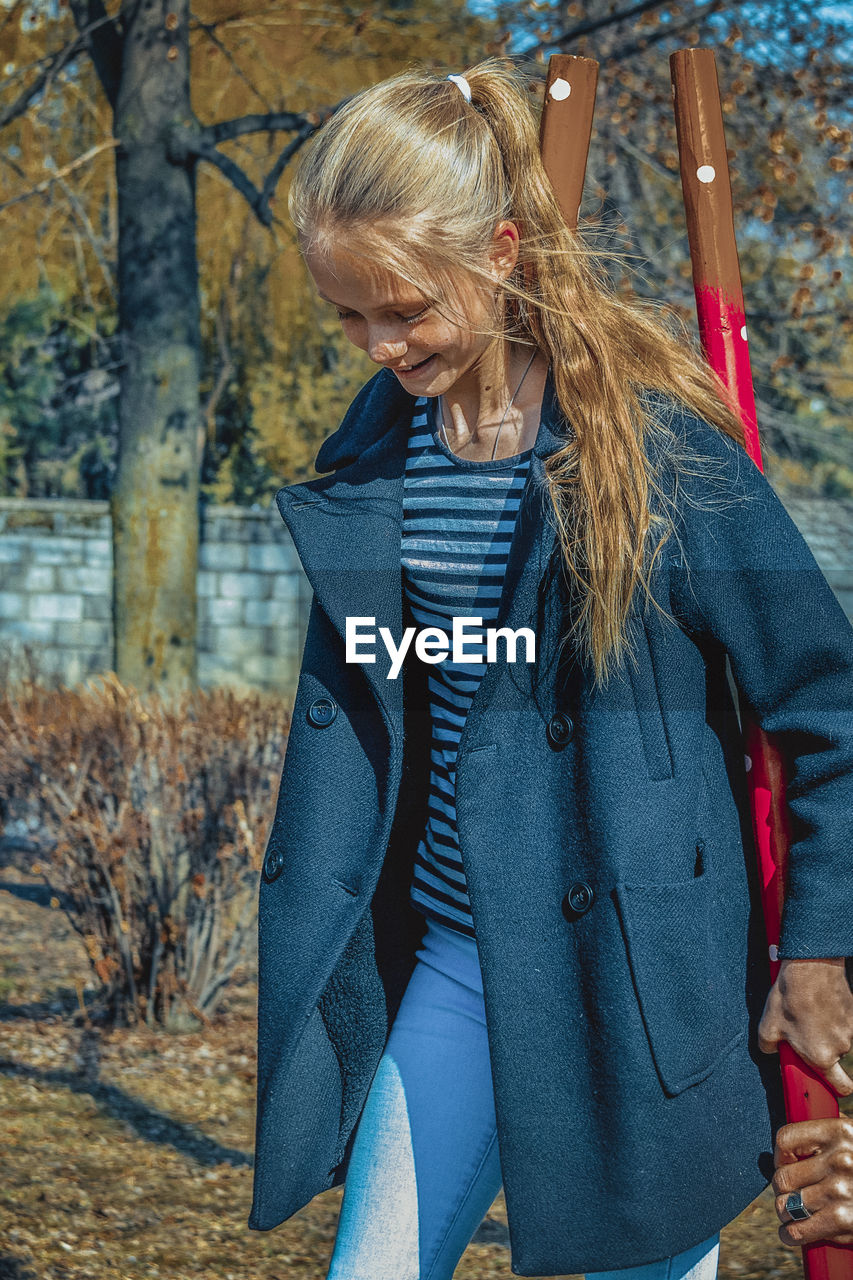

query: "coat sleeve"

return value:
[663, 408, 853, 960]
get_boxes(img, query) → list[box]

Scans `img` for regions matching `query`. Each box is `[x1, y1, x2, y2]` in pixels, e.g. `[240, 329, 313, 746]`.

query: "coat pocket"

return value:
[614, 868, 747, 1096]
[626, 616, 674, 780]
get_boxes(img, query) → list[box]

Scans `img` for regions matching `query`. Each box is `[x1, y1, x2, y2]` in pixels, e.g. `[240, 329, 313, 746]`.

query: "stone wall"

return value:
[782, 495, 853, 623]
[1, 493, 852, 698]
[0, 499, 312, 696]
[196, 505, 312, 693]
[0, 500, 114, 690]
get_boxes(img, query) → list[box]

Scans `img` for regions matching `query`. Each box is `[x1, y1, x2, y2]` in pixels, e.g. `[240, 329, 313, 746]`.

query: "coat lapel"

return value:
[274, 375, 414, 735]
[275, 365, 570, 734]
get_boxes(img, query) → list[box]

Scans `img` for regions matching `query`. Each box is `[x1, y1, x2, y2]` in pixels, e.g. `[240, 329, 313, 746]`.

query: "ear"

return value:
[488, 220, 521, 282]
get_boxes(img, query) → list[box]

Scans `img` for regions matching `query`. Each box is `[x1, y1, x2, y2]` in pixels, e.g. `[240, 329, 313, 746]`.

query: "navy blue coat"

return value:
[248, 366, 853, 1275]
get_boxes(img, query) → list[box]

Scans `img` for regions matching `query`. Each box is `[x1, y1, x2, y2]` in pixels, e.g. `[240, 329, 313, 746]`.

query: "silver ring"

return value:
[785, 1191, 812, 1222]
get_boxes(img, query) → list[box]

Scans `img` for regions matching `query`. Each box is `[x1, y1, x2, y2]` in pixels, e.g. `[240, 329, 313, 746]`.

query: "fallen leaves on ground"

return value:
[1, 863, 844, 1280]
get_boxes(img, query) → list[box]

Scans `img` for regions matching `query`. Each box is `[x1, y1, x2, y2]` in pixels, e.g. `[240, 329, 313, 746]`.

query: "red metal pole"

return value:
[670, 47, 853, 1280]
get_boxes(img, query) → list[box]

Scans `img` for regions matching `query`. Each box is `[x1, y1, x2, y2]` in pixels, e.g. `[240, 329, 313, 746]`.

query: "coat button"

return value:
[263, 847, 285, 883]
[307, 697, 337, 728]
[562, 881, 595, 919]
[546, 713, 574, 748]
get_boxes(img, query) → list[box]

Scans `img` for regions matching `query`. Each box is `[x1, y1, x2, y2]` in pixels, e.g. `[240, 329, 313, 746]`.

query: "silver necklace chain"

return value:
[438, 349, 538, 462]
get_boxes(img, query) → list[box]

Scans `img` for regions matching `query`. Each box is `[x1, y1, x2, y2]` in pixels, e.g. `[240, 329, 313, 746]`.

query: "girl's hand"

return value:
[772, 1117, 853, 1247]
[758, 957, 853, 1096]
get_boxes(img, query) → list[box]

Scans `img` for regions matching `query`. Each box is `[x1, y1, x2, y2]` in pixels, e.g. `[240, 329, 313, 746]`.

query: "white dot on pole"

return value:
[549, 78, 571, 101]
[697, 164, 716, 183]
[741, 325, 748, 341]
[744, 754, 752, 771]
[769, 944, 779, 962]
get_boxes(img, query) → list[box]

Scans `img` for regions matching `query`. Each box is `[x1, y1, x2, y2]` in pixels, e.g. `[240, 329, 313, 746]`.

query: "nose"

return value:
[366, 326, 408, 365]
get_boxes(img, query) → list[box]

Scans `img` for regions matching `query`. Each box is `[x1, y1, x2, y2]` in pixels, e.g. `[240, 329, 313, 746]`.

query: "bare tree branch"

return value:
[550, 0, 674, 49]
[201, 283, 236, 457]
[518, 0, 674, 62]
[0, 28, 89, 130]
[610, 131, 681, 187]
[169, 129, 268, 220]
[69, 219, 98, 311]
[190, 10, 275, 112]
[204, 111, 324, 144]
[518, 0, 726, 66]
[0, 148, 28, 185]
[171, 98, 348, 227]
[605, 0, 726, 62]
[0, 139, 119, 214]
[0, 0, 26, 41]
[68, 0, 123, 108]
[56, 172, 117, 299]
[0, 10, 119, 129]
[747, 311, 853, 324]
[259, 122, 317, 208]
[754, 398, 853, 468]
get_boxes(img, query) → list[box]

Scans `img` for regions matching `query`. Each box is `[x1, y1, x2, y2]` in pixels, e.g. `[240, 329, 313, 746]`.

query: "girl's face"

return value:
[301, 224, 519, 399]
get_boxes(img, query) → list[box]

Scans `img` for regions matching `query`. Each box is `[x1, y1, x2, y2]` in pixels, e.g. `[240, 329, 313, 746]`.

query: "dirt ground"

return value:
[1, 862, 848, 1280]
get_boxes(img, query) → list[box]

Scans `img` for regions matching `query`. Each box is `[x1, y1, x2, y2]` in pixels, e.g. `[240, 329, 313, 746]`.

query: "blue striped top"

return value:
[401, 395, 533, 938]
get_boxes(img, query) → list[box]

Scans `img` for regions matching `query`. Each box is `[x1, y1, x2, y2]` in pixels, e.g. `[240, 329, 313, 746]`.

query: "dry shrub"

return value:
[0, 673, 290, 1028]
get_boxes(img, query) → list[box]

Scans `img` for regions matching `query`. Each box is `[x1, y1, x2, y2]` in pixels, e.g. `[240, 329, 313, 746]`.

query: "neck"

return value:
[440, 342, 544, 455]
[444, 340, 515, 429]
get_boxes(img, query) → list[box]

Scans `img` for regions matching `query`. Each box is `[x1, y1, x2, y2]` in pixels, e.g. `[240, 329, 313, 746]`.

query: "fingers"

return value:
[775, 1119, 841, 1165]
[773, 1152, 828, 1197]
[757, 996, 781, 1056]
[758, 958, 853, 1075]
[776, 1187, 853, 1249]
[822, 1059, 853, 1097]
[776, 1183, 818, 1228]
[773, 1119, 853, 1248]
[774, 1184, 850, 1249]
[759, 1026, 853, 1091]
[783, 1050, 853, 1095]
[758, 1024, 778, 1054]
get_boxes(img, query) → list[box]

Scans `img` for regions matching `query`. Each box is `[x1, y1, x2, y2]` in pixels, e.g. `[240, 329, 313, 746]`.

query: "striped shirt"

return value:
[401, 395, 533, 938]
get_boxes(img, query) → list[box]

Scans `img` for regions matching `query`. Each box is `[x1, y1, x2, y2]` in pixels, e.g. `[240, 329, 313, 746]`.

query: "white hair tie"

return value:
[446, 74, 472, 103]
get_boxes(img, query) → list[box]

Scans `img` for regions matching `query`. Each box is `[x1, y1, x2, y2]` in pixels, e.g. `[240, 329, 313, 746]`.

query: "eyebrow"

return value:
[317, 291, 424, 310]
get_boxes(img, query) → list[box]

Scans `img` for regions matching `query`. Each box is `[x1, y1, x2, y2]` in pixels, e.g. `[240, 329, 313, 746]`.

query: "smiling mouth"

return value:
[395, 355, 435, 372]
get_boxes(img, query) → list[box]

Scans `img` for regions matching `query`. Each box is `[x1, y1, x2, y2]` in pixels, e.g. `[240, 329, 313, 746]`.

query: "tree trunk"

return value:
[111, 0, 200, 694]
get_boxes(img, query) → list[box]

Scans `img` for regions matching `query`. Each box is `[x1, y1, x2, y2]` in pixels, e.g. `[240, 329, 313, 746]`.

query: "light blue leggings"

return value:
[326, 913, 720, 1280]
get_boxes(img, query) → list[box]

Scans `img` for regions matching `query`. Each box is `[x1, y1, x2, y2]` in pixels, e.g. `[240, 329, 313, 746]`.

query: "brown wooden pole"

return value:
[669, 48, 759, 457]
[539, 55, 599, 230]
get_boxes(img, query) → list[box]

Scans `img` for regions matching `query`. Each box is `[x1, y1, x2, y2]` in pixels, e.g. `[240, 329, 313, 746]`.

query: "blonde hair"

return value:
[289, 57, 751, 688]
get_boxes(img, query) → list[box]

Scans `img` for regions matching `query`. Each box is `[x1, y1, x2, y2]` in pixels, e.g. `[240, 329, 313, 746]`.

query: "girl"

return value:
[248, 59, 853, 1279]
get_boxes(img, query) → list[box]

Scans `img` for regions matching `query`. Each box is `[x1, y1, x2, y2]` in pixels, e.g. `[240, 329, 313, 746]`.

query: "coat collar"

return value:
[274, 365, 572, 734]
